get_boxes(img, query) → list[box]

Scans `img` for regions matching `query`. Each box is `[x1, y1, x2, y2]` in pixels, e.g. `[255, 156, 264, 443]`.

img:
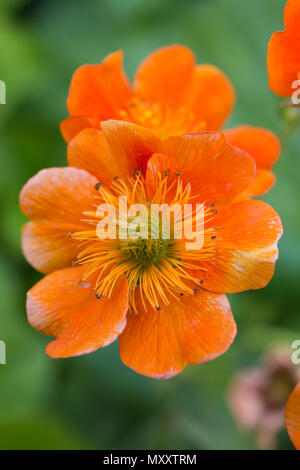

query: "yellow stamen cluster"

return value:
[70, 174, 217, 311]
[119, 98, 206, 138]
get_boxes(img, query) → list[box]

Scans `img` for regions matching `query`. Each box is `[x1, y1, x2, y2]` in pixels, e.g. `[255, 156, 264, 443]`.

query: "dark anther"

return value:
[212, 208, 218, 214]
[211, 202, 215, 207]
[77, 279, 83, 284]
[176, 172, 182, 176]
[193, 288, 200, 294]
[163, 170, 169, 177]
[200, 278, 204, 284]
[95, 293, 103, 299]
[155, 305, 161, 311]
[113, 175, 119, 180]
[211, 235, 217, 240]
[67, 232, 72, 239]
[94, 182, 103, 190]
[180, 292, 184, 296]
[133, 169, 143, 176]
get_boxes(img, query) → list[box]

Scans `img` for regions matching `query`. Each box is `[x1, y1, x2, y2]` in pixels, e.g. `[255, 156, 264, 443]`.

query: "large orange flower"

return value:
[61, 45, 280, 197]
[20, 121, 282, 378]
[286, 381, 300, 449]
[267, 0, 300, 97]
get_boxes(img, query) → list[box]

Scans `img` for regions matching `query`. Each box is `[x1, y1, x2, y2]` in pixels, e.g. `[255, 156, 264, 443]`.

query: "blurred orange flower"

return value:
[61, 45, 234, 140]
[286, 381, 300, 449]
[267, 0, 300, 97]
[20, 121, 282, 378]
[61, 45, 280, 197]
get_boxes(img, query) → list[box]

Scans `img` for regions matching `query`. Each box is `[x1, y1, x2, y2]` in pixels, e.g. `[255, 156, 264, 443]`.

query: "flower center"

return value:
[122, 238, 171, 266]
[70, 174, 217, 311]
[119, 98, 206, 138]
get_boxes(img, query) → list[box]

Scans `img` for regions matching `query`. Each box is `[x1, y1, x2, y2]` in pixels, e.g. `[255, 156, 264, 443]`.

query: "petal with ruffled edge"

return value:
[146, 132, 255, 205]
[119, 289, 236, 379]
[286, 381, 300, 450]
[27, 266, 129, 358]
[224, 126, 280, 196]
[22, 222, 81, 274]
[240, 170, 276, 198]
[20, 167, 98, 273]
[187, 65, 235, 130]
[268, 27, 300, 97]
[133, 45, 195, 107]
[68, 120, 160, 184]
[188, 199, 283, 293]
[67, 51, 132, 117]
[224, 126, 280, 171]
[60, 116, 101, 143]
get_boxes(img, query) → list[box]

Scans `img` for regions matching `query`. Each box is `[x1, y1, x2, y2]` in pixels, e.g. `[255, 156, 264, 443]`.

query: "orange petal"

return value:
[20, 167, 98, 273]
[68, 120, 160, 183]
[267, 31, 300, 97]
[286, 381, 300, 450]
[22, 222, 80, 274]
[284, 0, 300, 36]
[242, 170, 276, 198]
[146, 132, 255, 205]
[60, 116, 101, 143]
[133, 45, 195, 106]
[20, 167, 98, 221]
[224, 126, 280, 196]
[119, 290, 236, 379]
[189, 199, 283, 293]
[187, 65, 235, 130]
[224, 126, 280, 171]
[267, 0, 300, 98]
[67, 51, 132, 117]
[27, 266, 129, 358]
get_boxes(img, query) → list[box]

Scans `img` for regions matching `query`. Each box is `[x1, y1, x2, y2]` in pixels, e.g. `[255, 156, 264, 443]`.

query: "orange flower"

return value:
[61, 46, 280, 197]
[267, 0, 300, 97]
[286, 381, 300, 449]
[20, 121, 282, 378]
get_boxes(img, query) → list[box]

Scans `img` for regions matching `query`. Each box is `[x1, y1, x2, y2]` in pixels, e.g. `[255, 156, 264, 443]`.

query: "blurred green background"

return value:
[0, 0, 299, 450]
